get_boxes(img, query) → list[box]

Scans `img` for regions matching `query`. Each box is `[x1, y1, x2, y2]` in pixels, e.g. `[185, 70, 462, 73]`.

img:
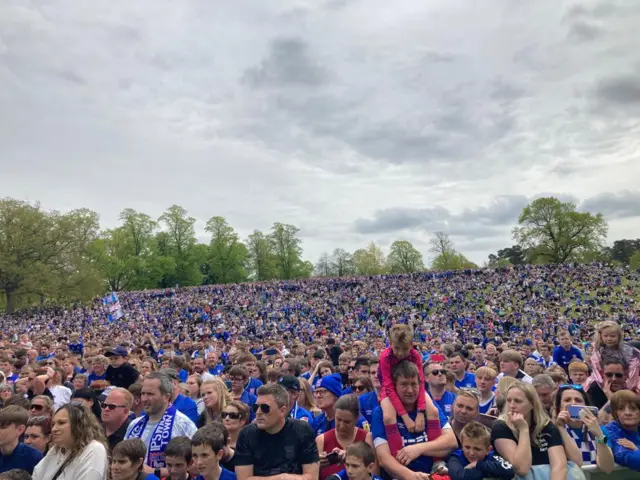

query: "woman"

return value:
[34, 367, 72, 410]
[298, 378, 321, 417]
[554, 384, 614, 472]
[524, 358, 543, 377]
[316, 394, 375, 480]
[30, 396, 55, 420]
[71, 388, 103, 421]
[33, 403, 109, 480]
[0, 384, 13, 406]
[111, 438, 158, 480]
[352, 376, 373, 398]
[491, 382, 568, 480]
[186, 374, 204, 414]
[220, 401, 251, 472]
[606, 390, 640, 471]
[25, 415, 52, 455]
[140, 359, 158, 378]
[310, 360, 335, 388]
[197, 378, 232, 428]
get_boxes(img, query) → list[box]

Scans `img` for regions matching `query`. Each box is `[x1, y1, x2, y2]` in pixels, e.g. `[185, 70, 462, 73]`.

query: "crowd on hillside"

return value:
[0, 263, 637, 480]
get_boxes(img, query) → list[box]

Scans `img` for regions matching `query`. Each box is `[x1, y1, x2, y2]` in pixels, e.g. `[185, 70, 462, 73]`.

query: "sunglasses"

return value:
[252, 403, 271, 414]
[605, 372, 624, 379]
[46, 362, 56, 366]
[430, 369, 447, 376]
[101, 403, 127, 411]
[221, 412, 242, 420]
[30, 404, 45, 411]
[354, 385, 367, 392]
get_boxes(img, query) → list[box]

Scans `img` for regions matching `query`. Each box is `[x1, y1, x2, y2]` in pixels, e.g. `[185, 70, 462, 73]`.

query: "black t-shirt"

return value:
[105, 363, 140, 389]
[234, 419, 319, 476]
[491, 419, 563, 466]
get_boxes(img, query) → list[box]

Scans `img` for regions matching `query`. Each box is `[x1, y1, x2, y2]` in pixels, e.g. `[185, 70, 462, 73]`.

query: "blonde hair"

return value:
[298, 378, 318, 412]
[496, 376, 518, 398]
[475, 366, 497, 379]
[201, 378, 231, 424]
[499, 382, 550, 447]
[594, 321, 623, 352]
[389, 324, 413, 347]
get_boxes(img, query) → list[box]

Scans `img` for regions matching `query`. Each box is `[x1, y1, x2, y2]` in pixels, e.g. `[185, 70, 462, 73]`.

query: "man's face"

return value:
[453, 396, 478, 426]
[242, 362, 257, 377]
[286, 389, 298, 410]
[535, 386, 555, 409]
[314, 388, 337, 410]
[206, 353, 218, 367]
[101, 391, 130, 426]
[462, 437, 490, 463]
[348, 361, 357, 380]
[475, 375, 495, 393]
[395, 376, 419, 407]
[473, 348, 484, 360]
[39, 347, 49, 356]
[539, 346, 550, 357]
[0, 361, 12, 374]
[427, 364, 447, 388]
[0, 423, 23, 447]
[356, 364, 369, 377]
[369, 363, 380, 389]
[254, 394, 284, 430]
[500, 360, 518, 376]
[559, 335, 571, 349]
[230, 375, 246, 394]
[165, 455, 190, 480]
[604, 364, 627, 392]
[192, 358, 205, 374]
[521, 346, 532, 356]
[141, 378, 169, 416]
[449, 356, 465, 375]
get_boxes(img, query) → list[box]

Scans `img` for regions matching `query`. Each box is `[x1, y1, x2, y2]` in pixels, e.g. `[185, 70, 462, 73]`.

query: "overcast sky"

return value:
[2, 0, 640, 265]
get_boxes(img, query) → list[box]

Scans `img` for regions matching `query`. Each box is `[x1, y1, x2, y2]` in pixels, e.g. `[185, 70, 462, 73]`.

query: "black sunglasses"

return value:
[430, 369, 447, 376]
[354, 385, 367, 392]
[221, 412, 242, 420]
[605, 372, 624, 379]
[101, 403, 127, 411]
[30, 404, 45, 411]
[252, 403, 271, 414]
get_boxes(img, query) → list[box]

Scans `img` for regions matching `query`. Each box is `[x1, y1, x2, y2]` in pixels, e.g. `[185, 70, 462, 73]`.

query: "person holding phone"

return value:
[554, 384, 614, 472]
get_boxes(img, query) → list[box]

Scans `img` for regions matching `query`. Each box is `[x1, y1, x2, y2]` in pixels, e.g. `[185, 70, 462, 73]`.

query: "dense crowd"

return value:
[0, 263, 638, 480]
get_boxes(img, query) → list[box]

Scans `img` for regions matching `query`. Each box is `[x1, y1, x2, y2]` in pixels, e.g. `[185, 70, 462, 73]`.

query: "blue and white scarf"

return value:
[565, 425, 597, 465]
[129, 404, 178, 468]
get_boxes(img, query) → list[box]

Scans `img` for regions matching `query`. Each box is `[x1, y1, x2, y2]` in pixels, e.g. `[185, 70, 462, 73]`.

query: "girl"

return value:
[585, 321, 640, 394]
[197, 378, 232, 428]
[379, 324, 441, 457]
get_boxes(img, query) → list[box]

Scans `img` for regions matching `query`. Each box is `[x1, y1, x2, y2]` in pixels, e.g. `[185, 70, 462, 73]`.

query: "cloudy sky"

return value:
[2, 0, 640, 265]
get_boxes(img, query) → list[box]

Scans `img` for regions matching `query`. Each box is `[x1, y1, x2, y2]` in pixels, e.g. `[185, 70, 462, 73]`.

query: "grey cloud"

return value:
[243, 37, 329, 88]
[568, 21, 603, 41]
[580, 190, 640, 219]
[595, 75, 640, 105]
[55, 69, 86, 85]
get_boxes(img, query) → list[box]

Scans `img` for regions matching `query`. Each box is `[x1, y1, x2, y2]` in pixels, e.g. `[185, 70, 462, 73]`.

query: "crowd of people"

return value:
[0, 263, 637, 480]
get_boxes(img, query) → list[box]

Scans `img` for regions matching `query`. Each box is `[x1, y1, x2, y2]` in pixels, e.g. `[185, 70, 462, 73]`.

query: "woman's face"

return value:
[29, 399, 49, 418]
[601, 328, 620, 348]
[616, 403, 640, 430]
[24, 425, 50, 453]
[320, 367, 332, 378]
[353, 382, 369, 397]
[72, 377, 86, 391]
[274, 358, 283, 369]
[0, 388, 12, 401]
[524, 359, 539, 376]
[186, 377, 200, 397]
[335, 409, 356, 437]
[201, 385, 219, 409]
[297, 389, 306, 405]
[560, 389, 585, 427]
[141, 362, 152, 376]
[506, 388, 532, 418]
[51, 409, 73, 450]
[222, 406, 243, 431]
[111, 454, 142, 480]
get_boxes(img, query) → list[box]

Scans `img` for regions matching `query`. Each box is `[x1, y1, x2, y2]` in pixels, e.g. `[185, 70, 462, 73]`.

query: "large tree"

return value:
[387, 240, 424, 273]
[119, 208, 156, 256]
[429, 232, 455, 258]
[513, 197, 608, 264]
[353, 243, 386, 275]
[607, 239, 640, 265]
[246, 230, 276, 281]
[205, 216, 248, 284]
[330, 248, 355, 276]
[315, 253, 333, 276]
[432, 251, 477, 270]
[158, 205, 196, 256]
[268, 223, 304, 280]
[487, 245, 527, 267]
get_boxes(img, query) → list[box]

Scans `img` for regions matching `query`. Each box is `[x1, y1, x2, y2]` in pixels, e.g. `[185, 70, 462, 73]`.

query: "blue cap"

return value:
[105, 346, 128, 357]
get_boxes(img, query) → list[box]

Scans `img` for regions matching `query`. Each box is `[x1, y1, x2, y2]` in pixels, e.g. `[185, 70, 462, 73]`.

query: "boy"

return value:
[568, 361, 589, 387]
[553, 331, 583, 371]
[164, 436, 194, 480]
[67, 332, 84, 358]
[446, 421, 514, 480]
[0, 358, 18, 386]
[0, 406, 42, 474]
[326, 442, 381, 480]
[474, 367, 496, 415]
[190, 425, 236, 480]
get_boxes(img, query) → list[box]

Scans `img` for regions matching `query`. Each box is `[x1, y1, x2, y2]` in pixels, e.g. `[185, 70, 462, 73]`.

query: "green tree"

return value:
[488, 245, 527, 267]
[268, 223, 303, 279]
[315, 253, 332, 276]
[432, 251, 477, 270]
[158, 205, 201, 286]
[119, 208, 156, 256]
[513, 197, 608, 264]
[330, 248, 355, 276]
[205, 216, 248, 284]
[387, 240, 424, 273]
[608, 239, 640, 264]
[246, 230, 276, 281]
[354, 243, 386, 275]
[429, 232, 455, 258]
[630, 251, 640, 270]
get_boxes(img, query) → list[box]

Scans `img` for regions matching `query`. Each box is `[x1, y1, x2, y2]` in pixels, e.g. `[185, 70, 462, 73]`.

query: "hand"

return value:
[45, 367, 55, 379]
[555, 410, 570, 427]
[403, 416, 417, 433]
[617, 439, 638, 451]
[407, 471, 431, 480]
[318, 454, 329, 468]
[396, 444, 421, 466]
[509, 411, 528, 431]
[414, 412, 425, 433]
[579, 409, 603, 437]
[464, 461, 478, 469]
[603, 378, 613, 400]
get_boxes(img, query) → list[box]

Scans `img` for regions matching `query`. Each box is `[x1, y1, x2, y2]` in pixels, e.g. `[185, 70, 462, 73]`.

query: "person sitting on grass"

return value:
[326, 442, 382, 480]
[191, 424, 236, 480]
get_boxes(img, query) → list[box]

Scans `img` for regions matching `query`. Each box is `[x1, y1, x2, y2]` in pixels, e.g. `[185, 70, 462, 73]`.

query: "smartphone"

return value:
[265, 348, 277, 355]
[568, 405, 599, 420]
[325, 452, 341, 465]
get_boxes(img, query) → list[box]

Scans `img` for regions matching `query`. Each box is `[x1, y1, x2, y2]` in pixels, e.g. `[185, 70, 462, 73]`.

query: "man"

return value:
[281, 359, 301, 378]
[0, 358, 18, 386]
[372, 361, 457, 479]
[279, 376, 314, 422]
[327, 337, 343, 366]
[425, 363, 456, 417]
[535, 343, 556, 369]
[206, 351, 224, 376]
[234, 354, 263, 394]
[125, 372, 197, 479]
[449, 390, 480, 445]
[228, 366, 257, 411]
[0, 406, 42, 474]
[105, 346, 140, 389]
[128, 383, 144, 418]
[532, 374, 556, 416]
[191, 357, 214, 381]
[472, 346, 486, 368]
[448, 353, 475, 389]
[587, 358, 629, 409]
[160, 368, 199, 424]
[102, 387, 134, 452]
[496, 350, 532, 384]
[359, 358, 381, 424]
[35, 345, 53, 363]
[311, 374, 368, 436]
[235, 384, 319, 480]
[553, 330, 583, 371]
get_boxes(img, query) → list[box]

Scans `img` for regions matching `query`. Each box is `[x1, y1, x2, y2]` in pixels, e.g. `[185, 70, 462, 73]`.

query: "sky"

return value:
[2, 0, 640, 266]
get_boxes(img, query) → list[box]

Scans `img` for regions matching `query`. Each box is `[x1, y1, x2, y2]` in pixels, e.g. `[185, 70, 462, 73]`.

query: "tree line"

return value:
[1, 196, 638, 313]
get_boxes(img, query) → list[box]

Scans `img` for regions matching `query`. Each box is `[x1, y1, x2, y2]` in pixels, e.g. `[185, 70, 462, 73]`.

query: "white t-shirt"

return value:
[49, 385, 72, 410]
[33, 440, 108, 480]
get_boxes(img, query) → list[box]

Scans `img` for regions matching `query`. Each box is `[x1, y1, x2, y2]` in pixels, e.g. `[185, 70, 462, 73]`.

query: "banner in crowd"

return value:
[103, 292, 124, 322]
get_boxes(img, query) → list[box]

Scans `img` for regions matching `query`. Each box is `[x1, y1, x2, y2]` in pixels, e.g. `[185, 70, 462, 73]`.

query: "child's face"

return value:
[391, 342, 411, 360]
[559, 335, 571, 348]
[601, 328, 619, 348]
[345, 455, 373, 480]
[166, 455, 190, 480]
[475, 375, 495, 393]
[462, 437, 490, 463]
[192, 444, 222, 477]
[570, 370, 587, 385]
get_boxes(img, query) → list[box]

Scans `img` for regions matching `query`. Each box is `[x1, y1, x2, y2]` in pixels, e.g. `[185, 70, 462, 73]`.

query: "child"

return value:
[67, 332, 85, 358]
[111, 438, 161, 480]
[552, 330, 583, 371]
[474, 367, 496, 415]
[446, 421, 515, 480]
[379, 324, 441, 457]
[326, 442, 381, 480]
[190, 425, 236, 480]
[0, 406, 43, 474]
[584, 321, 640, 394]
[567, 361, 589, 387]
[165, 436, 194, 480]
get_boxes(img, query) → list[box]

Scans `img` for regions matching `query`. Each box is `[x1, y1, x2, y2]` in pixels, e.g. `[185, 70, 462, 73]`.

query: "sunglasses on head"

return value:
[101, 403, 127, 411]
[559, 384, 584, 391]
[221, 411, 242, 420]
[430, 369, 447, 376]
[605, 372, 624, 379]
[252, 403, 271, 414]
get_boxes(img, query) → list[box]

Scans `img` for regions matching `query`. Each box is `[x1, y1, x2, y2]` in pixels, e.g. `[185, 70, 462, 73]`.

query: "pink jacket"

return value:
[584, 346, 640, 394]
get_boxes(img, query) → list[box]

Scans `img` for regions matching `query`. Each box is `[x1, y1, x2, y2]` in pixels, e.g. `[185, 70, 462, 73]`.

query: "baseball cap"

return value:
[105, 346, 128, 357]
[279, 375, 300, 392]
[159, 368, 180, 382]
